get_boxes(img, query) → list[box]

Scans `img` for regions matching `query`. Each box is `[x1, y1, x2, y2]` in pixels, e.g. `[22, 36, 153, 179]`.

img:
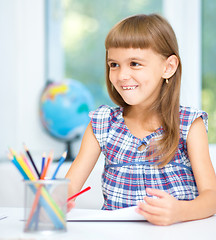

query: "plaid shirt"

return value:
[90, 105, 208, 210]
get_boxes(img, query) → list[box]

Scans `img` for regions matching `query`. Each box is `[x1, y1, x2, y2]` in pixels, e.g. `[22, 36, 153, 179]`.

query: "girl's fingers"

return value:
[144, 196, 164, 207]
[135, 207, 165, 226]
[146, 188, 169, 198]
[145, 189, 175, 209]
[67, 201, 75, 212]
[136, 189, 179, 226]
[137, 201, 163, 216]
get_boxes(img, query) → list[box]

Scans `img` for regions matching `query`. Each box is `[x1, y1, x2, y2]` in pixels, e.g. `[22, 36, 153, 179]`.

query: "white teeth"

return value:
[122, 86, 137, 90]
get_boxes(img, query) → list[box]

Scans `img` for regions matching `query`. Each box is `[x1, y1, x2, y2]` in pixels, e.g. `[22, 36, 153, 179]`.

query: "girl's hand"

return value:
[67, 200, 75, 213]
[136, 188, 181, 226]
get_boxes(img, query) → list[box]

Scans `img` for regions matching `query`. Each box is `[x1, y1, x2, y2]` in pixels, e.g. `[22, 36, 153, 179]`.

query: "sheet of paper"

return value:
[67, 206, 146, 222]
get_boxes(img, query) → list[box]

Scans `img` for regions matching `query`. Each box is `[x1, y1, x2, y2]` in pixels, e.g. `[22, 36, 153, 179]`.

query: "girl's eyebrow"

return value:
[107, 57, 147, 63]
[129, 57, 146, 62]
[107, 58, 116, 62]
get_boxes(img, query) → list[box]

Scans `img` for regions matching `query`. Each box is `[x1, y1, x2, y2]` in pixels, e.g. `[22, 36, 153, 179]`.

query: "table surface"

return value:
[0, 208, 216, 240]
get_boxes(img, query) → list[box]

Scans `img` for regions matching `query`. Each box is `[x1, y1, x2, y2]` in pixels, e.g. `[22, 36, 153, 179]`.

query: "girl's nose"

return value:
[118, 67, 131, 81]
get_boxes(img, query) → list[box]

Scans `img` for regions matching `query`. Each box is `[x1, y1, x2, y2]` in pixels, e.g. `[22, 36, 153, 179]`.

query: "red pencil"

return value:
[67, 186, 91, 202]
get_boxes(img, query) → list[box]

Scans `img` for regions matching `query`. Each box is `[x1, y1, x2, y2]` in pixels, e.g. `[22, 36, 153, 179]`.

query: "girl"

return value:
[66, 14, 216, 226]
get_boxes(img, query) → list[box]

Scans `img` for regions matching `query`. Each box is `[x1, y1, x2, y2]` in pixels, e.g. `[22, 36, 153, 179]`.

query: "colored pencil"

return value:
[8, 153, 28, 180]
[67, 186, 91, 202]
[51, 151, 67, 179]
[9, 149, 36, 181]
[40, 153, 46, 176]
[23, 144, 40, 178]
[34, 152, 45, 230]
[40, 151, 53, 180]
[21, 152, 37, 179]
[34, 151, 45, 230]
[25, 185, 43, 229]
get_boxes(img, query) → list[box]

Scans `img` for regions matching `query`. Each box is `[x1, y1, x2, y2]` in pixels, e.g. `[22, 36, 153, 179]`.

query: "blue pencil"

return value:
[35, 152, 46, 230]
[51, 151, 67, 179]
[40, 153, 46, 177]
[8, 153, 29, 180]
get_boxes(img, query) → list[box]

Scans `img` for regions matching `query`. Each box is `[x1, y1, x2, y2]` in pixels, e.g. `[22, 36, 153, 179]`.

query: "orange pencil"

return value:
[24, 185, 43, 230]
[40, 151, 53, 180]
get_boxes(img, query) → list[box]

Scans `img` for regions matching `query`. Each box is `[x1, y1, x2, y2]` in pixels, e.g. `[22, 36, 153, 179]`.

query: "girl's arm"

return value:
[178, 116, 216, 221]
[136, 117, 216, 225]
[65, 122, 101, 200]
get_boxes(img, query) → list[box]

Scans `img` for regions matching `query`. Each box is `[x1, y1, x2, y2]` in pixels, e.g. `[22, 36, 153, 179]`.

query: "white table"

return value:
[0, 207, 216, 240]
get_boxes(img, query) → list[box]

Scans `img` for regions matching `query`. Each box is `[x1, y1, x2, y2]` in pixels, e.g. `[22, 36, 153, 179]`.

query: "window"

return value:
[45, 0, 162, 108]
[202, 0, 216, 143]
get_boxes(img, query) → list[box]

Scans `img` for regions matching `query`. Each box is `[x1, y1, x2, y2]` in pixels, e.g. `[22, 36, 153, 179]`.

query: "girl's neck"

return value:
[123, 105, 161, 133]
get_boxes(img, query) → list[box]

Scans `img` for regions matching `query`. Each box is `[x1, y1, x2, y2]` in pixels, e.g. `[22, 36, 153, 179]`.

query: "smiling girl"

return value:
[66, 14, 216, 226]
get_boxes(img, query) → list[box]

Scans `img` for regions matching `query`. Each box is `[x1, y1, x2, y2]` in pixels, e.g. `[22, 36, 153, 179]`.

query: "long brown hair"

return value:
[105, 14, 182, 167]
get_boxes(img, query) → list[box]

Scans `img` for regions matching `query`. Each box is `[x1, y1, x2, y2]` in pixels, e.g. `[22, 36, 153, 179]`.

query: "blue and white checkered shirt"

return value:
[90, 105, 208, 210]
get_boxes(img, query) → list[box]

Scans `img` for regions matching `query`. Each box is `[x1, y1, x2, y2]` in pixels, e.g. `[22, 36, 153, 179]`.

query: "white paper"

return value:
[67, 206, 146, 221]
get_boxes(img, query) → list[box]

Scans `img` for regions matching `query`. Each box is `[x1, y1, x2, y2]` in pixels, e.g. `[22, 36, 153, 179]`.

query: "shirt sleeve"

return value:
[180, 106, 208, 143]
[89, 105, 112, 152]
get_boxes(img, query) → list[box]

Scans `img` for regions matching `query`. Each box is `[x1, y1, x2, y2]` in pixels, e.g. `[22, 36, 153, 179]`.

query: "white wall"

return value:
[0, 0, 68, 162]
[0, 0, 18, 158]
[163, 0, 201, 109]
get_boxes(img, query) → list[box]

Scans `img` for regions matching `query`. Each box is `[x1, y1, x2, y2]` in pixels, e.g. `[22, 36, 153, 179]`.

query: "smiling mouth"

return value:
[122, 86, 138, 90]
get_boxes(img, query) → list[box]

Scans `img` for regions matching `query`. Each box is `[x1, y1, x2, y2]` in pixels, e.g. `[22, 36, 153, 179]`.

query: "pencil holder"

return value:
[23, 179, 69, 233]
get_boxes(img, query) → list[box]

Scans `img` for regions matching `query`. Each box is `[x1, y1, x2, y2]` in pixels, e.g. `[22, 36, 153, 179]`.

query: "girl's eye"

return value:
[109, 62, 119, 68]
[130, 62, 141, 67]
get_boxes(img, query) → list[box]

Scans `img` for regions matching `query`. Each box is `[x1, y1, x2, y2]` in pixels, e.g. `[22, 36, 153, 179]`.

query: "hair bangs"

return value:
[105, 17, 153, 50]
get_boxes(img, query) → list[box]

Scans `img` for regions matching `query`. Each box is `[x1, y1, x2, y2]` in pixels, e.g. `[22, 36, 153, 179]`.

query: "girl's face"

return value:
[107, 47, 167, 108]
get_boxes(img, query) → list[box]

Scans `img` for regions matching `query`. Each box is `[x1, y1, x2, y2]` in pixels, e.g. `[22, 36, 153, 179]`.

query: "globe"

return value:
[39, 79, 94, 161]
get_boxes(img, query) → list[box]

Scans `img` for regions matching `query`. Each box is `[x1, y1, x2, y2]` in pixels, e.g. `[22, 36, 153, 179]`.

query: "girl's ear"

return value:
[162, 55, 179, 79]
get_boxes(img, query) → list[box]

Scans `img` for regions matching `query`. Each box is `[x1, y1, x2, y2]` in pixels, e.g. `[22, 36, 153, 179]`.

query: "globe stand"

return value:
[64, 134, 80, 162]
[53, 134, 81, 162]
[65, 141, 73, 162]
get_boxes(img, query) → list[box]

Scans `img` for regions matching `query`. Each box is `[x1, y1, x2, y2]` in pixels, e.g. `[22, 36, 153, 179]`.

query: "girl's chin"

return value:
[122, 99, 139, 106]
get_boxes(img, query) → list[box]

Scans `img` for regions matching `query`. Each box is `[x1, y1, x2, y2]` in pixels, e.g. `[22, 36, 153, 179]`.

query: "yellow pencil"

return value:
[15, 152, 36, 181]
